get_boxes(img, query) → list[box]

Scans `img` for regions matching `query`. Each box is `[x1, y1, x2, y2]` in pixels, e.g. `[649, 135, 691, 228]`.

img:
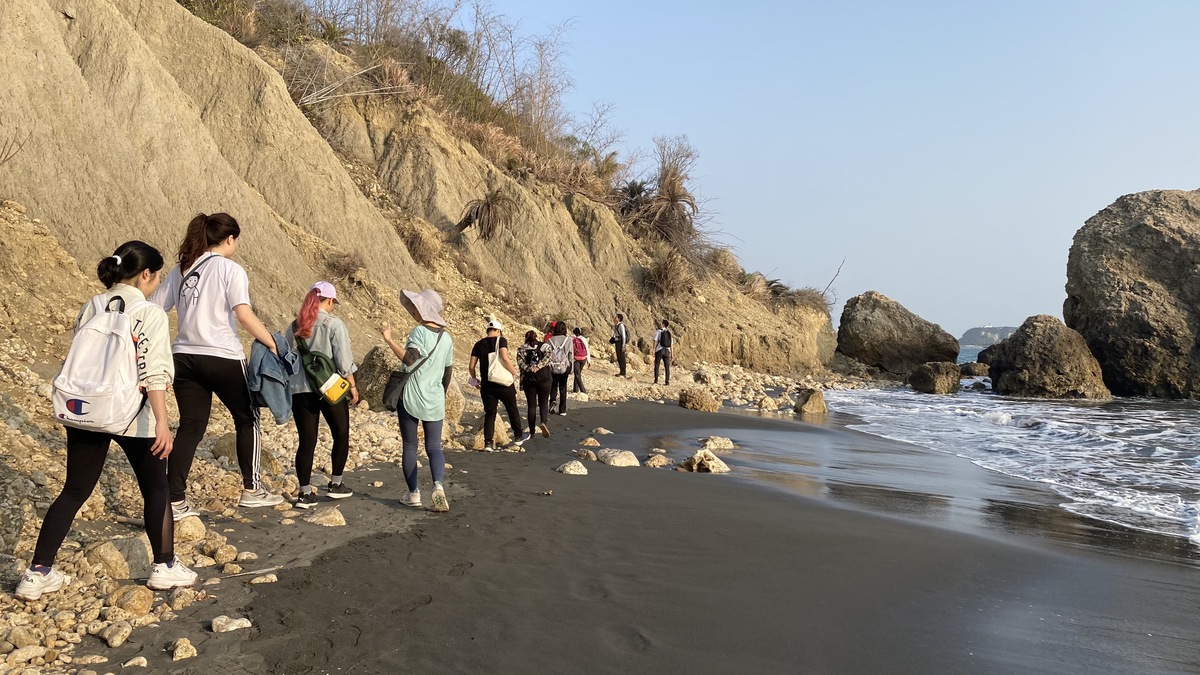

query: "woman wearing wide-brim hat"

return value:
[381, 289, 455, 512]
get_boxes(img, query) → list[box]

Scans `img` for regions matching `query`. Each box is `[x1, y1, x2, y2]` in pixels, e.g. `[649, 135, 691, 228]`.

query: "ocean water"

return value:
[822, 385, 1200, 544]
[957, 346, 982, 363]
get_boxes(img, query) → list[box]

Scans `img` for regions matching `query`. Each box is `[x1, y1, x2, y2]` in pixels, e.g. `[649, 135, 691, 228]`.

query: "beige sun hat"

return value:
[401, 289, 447, 326]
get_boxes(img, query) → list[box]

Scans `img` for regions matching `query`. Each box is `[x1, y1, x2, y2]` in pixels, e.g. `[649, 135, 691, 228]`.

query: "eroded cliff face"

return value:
[1064, 189, 1200, 398]
[0, 2, 833, 375]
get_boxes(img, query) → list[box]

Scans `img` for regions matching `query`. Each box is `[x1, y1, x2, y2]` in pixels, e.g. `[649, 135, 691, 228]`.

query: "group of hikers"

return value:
[13, 212, 674, 602]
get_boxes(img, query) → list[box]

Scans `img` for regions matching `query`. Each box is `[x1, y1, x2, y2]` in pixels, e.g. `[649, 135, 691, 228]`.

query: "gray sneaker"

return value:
[238, 488, 286, 508]
[400, 490, 422, 507]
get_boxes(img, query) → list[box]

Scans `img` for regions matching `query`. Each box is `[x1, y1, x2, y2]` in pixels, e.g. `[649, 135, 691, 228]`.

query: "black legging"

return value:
[550, 372, 569, 412]
[615, 342, 627, 376]
[523, 375, 552, 431]
[171, 353, 262, 501]
[34, 428, 172, 566]
[293, 393, 350, 487]
[572, 360, 587, 393]
[481, 382, 523, 445]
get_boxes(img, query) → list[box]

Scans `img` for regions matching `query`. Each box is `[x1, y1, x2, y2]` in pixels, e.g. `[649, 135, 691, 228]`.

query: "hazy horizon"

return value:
[499, 0, 1200, 337]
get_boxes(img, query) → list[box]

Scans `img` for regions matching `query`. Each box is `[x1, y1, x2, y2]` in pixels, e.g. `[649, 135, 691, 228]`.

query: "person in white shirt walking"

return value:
[16, 242, 197, 601]
[151, 213, 285, 519]
[653, 319, 673, 385]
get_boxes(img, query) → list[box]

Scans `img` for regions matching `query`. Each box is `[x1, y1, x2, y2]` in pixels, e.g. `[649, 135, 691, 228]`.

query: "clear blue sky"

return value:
[496, 0, 1200, 337]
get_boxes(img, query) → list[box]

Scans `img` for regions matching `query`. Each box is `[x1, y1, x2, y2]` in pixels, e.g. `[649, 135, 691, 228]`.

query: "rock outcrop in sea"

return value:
[836, 291, 959, 377]
[908, 362, 961, 395]
[1064, 190, 1200, 398]
[981, 315, 1110, 399]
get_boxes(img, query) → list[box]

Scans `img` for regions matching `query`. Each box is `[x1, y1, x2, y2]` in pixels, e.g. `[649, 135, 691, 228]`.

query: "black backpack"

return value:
[660, 329, 672, 349]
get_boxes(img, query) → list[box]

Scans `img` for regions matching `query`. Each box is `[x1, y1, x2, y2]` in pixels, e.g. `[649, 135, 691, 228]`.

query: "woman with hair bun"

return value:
[283, 281, 358, 509]
[150, 213, 285, 519]
[16, 241, 197, 601]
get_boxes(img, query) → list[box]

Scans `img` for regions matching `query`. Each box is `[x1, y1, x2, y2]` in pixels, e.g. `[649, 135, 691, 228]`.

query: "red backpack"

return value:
[572, 336, 588, 360]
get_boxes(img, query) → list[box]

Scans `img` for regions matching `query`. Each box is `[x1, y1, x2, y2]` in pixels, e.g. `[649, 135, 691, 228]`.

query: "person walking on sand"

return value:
[16, 242, 198, 601]
[517, 329, 553, 438]
[653, 319, 673, 385]
[571, 326, 590, 394]
[611, 313, 630, 378]
[546, 321, 573, 416]
[468, 319, 528, 451]
[151, 213, 285, 519]
[381, 289, 454, 512]
[284, 282, 358, 510]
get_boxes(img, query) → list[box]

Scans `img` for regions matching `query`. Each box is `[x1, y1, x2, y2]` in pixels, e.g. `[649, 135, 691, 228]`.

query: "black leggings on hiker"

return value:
[170, 353, 262, 502]
[33, 428, 173, 567]
[523, 376, 552, 431]
[292, 393, 350, 488]
[572, 360, 587, 393]
[550, 372, 569, 413]
[481, 382, 523, 446]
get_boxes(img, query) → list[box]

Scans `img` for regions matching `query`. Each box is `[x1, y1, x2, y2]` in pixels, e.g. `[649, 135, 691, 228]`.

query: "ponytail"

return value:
[178, 212, 241, 270]
[97, 241, 165, 289]
[294, 289, 321, 339]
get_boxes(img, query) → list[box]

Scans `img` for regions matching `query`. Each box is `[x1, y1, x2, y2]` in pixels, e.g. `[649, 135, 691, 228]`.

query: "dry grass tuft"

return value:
[641, 246, 695, 300]
[456, 186, 517, 242]
[324, 249, 365, 281]
[395, 217, 444, 268]
[706, 247, 742, 282]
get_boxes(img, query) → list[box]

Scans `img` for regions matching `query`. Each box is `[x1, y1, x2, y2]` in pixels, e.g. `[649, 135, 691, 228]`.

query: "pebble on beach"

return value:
[556, 460, 588, 475]
[678, 450, 731, 474]
[211, 615, 253, 633]
[172, 637, 197, 660]
[596, 449, 640, 467]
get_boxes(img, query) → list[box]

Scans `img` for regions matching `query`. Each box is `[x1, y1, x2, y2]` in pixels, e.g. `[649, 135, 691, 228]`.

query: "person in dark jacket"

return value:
[517, 330, 553, 439]
[468, 319, 528, 451]
[611, 313, 630, 377]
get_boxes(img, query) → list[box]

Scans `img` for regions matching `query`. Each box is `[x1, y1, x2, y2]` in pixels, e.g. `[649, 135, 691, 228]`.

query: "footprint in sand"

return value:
[601, 624, 652, 653]
[447, 561, 474, 577]
[500, 536, 527, 548]
[393, 594, 433, 613]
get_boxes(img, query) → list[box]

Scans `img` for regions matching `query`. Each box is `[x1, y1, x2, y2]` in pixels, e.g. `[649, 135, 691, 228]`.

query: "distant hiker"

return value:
[468, 319, 528, 451]
[151, 213, 285, 520]
[517, 329, 553, 439]
[653, 319, 673, 385]
[543, 320, 557, 343]
[571, 326, 591, 393]
[611, 313, 630, 377]
[546, 322, 573, 416]
[17, 242, 197, 601]
[381, 289, 454, 512]
[284, 282, 358, 510]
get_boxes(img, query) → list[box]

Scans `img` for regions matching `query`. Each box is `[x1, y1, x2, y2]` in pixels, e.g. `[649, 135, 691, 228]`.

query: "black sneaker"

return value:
[294, 492, 319, 509]
[326, 482, 353, 499]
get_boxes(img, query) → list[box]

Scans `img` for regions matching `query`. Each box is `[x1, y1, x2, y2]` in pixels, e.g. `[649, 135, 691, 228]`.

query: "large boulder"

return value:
[679, 387, 720, 413]
[357, 345, 401, 411]
[986, 315, 1110, 399]
[959, 362, 990, 377]
[793, 389, 827, 415]
[908, 362, 961, 394]
[1064, 190, 1200, 398]
[836, 291, 958, 376]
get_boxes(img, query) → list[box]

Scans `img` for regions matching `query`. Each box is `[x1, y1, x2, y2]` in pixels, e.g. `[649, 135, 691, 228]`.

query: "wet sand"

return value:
[93, 402, 1200, 674]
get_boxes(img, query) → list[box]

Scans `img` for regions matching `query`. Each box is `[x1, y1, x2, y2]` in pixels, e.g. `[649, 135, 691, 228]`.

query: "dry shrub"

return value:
[395, 217, 443, 268]
[772, 287, 832, 316]
[739, 272, 770, 304]
[446, 117, 525, 169]
[456, 187, 517, 242]
[324, 249, 365, 281]
[373, 57, 412, 91]
[706, 247, 741, 282]
[642, 247, 695, 300]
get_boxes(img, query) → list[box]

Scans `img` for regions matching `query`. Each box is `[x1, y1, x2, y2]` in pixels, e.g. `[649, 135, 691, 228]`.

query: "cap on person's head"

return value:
[312, 281, 338, 303]
[487, 318, 504, 331]
[401, 289, 447, 326]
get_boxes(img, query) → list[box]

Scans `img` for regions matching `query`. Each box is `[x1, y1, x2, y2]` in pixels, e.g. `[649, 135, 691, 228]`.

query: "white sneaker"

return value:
[238, 488, 286, 508]
[14, 567, 68, 601]
[171, 499, 200, 522]
[431, 482, 449, 513]
[400, 490, 422, 507]
[147, 557, 198, 591]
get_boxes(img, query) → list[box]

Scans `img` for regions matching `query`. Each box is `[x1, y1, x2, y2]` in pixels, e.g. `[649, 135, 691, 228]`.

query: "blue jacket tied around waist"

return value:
[248, 333, 299, 424]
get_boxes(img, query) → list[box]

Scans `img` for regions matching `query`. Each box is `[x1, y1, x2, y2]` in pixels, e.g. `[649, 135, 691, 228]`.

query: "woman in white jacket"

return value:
[16, 242, 197, 601]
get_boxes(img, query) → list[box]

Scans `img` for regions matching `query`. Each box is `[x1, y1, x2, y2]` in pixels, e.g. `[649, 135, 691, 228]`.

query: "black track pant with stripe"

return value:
[169, 353, 262, 502]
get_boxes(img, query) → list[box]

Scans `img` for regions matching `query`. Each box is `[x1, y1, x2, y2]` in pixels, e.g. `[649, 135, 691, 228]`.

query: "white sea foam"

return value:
[825, 386, 1200, 542]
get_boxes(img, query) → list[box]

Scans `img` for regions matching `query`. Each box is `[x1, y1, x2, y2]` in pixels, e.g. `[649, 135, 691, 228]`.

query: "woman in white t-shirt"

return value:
[151, 213, 285, 519]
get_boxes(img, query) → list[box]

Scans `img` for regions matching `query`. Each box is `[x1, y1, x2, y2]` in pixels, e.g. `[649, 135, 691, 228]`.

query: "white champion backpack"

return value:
[52, 295, 150, 434]
[548, 335, 573, 374]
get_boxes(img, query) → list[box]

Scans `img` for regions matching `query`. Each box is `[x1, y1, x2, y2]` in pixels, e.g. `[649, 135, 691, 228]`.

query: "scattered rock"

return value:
[109, 585, 154, 616]
[212, 544, 238, 565]
[678, 449, 731, 473]
[172, 637, 197, 661]
[679, 387, 720, 413]
[250, 574, 278, 584]
[100, 621, 132, 648]
[592, 427, 613, 435]
[302, 507, 346, 527]
[175, 516, 206, 543]
[575, 449, 597, 462]
[6, 627, 40, 649]
[579, 437, 601, 447]
[959, 362, 990, 377]
[6, 645, 46, 666]
[123, 656, 149, 668]
[596, 449, 640, 467]
[555, 460, 588, 475]
[793, 388, 827, 415]
[223, 563, 243, 574]
[211, 615, 253, 633]
[756, 396, 777, 411]
[700, 436, 735, 453]
[908, 362, 962, 395]
[644, 454, 673, 468]
[169, 588, 200, 611]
